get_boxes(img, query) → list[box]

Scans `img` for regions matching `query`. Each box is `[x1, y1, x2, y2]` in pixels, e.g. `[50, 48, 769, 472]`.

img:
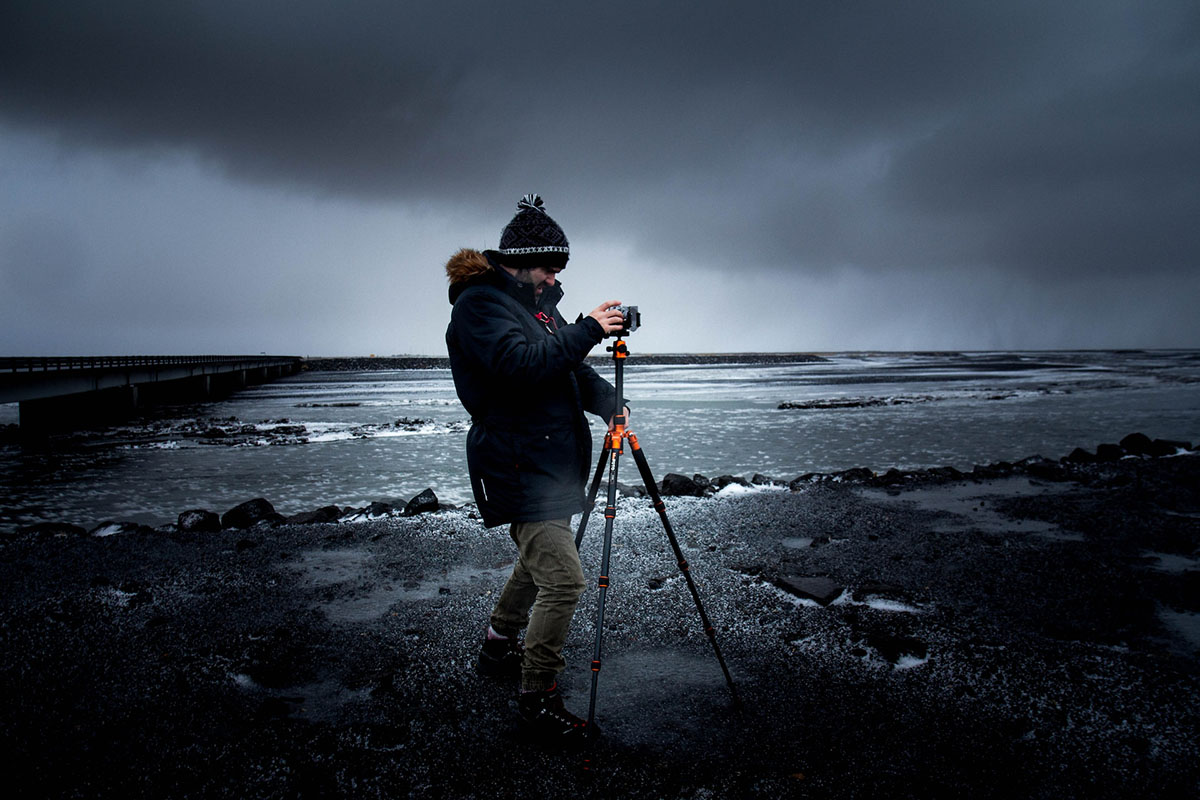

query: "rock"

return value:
[16, 521, 88, 538]
[1151, 438, 1191, 457]
[1095, 443, 1125, 462]
[201, 427, 228, 438]
[178, 509, 222, 533]
[874, 468, 907, 486]
[661, 473, 705, 497]
[265, 424, 307, 436]
[221, 498, 278, 529]
[865, 631, 928, 664]
[403, 489, 439, 516]
[364, 502, 394, 518]
[714, 475, 752, 490]
[615, 481, 647, 498]
[774, 575, 844, 606]
[692, 474, 711, 490]
[834, 467, 874, 483]
[1064, 447, 1095, 464]
[1119, 433, 1154, 455]
[926, 466, 966, 482]
[788, 473, 820, 490]
[285, 506, 343, 525]
[751, 473, 779, 486]
[1022, 458, 1070, 482]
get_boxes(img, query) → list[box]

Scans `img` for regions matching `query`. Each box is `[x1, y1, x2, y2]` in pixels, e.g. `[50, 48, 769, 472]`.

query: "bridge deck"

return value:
[1, 356, 301, 405]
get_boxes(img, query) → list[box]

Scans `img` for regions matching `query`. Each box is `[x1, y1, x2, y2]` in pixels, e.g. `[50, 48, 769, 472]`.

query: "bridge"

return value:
[1, 355, 303, 432]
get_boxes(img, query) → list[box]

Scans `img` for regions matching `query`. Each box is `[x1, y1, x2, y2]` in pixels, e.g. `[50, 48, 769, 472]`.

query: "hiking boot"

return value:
[477, 632, 523, 678]
[517, 684, 591, 740]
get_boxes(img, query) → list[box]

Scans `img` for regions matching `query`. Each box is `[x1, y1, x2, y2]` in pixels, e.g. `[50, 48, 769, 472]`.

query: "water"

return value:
[2, 351, 1198, 532]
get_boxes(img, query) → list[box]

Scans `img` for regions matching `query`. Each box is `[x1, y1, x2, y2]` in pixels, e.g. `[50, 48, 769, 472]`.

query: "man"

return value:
[444, 194, 627, 739]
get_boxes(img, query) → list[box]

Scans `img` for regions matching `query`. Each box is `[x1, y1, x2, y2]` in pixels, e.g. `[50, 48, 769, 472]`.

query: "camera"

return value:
[617, 305, 640, 334]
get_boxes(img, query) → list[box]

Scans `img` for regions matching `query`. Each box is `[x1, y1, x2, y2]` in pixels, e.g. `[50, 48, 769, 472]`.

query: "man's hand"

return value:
[588, 300, 625, 335]
[607, 406, 631, 432]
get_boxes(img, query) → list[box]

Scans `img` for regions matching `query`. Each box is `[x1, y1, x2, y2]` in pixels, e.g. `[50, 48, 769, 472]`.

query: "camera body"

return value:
[616, 305, 640, 335]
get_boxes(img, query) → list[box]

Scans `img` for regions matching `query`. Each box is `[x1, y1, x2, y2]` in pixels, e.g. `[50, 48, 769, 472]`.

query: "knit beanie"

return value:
[497, 194, 569, 268]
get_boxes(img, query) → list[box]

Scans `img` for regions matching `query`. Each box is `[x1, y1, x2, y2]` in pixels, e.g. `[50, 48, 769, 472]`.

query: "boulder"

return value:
[1095, 443, 1125, 462]
[751, 473, 778, 486]
[926, 466, 965, 482]
[1151, 438, 1191, 457]
[364, 501, 395, 518]
[692, 474, 712, 491]
[221, 498, 278, 529]
[1024, 459, 1070, 482]
[774, 575, 844, 606]
[178, 509, 221, 533]
[834, 467, 874, 483]
[714, 475, 752, 490]
[1064, 447, 1095, 464]
[788, 473, 820, 490]
[1119, 432, 1154, 455]
[661, 473, 705, 497]
[403, 489, 439, 516]
[874, 468, 907, 486]
[285, 505, 342, 525]
[615, 481, 647, 498]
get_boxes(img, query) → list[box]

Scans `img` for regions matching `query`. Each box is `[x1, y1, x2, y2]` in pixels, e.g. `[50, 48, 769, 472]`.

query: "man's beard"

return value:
[514, 268, 542, 295]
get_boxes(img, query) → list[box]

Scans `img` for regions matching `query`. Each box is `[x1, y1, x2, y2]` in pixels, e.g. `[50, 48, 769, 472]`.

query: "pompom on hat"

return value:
[497, 194, 569, 268]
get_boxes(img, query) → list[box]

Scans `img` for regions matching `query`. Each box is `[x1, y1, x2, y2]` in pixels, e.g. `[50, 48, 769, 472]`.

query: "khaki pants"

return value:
[489, 518, 586, 692]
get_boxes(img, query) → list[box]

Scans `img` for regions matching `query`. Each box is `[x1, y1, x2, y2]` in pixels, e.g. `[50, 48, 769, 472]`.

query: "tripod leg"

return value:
[586, 440, 622, 732]
[575, 433, 612, 550]
[627, 433, 740, 705]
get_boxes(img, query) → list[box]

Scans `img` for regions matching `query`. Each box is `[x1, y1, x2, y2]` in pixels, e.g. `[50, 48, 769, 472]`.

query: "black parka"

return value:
[445, 249, 619, 527]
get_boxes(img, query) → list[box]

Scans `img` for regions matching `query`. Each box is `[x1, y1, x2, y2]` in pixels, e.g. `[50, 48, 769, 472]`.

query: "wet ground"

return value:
[1, 456, 1198, 798]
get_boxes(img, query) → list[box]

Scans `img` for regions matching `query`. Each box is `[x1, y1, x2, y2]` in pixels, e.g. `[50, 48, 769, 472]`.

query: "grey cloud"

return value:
[1, 0, 1197, 284]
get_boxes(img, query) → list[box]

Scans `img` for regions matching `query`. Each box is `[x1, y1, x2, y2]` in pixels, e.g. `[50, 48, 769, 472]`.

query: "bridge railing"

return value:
[0, 356, 297, 373]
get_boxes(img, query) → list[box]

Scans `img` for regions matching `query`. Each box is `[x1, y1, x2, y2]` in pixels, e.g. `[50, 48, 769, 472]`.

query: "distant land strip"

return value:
[302, 353, 829, 371]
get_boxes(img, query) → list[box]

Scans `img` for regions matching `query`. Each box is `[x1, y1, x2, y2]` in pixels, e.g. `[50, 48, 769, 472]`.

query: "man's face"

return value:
[514, 265, 562, 298]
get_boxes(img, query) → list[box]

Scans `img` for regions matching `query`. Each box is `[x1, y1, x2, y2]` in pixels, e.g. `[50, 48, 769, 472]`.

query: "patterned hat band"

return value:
[498, 245, 571, 255]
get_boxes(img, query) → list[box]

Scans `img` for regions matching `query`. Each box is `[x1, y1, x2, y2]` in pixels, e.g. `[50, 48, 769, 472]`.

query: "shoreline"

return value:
[300, 352, 831, 371]
[1, 445, 1197, 797]
[10, 433, 1195, 538]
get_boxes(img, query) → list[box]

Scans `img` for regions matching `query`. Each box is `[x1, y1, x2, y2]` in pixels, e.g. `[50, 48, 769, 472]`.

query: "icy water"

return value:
[2, 351, 1198, 532]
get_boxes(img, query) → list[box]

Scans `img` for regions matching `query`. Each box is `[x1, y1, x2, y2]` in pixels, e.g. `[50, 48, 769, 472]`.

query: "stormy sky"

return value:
[1, 0, 1197, 356]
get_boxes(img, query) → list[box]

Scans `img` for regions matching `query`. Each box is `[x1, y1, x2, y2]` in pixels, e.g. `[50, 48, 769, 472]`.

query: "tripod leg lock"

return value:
[591, 659, 602, 673]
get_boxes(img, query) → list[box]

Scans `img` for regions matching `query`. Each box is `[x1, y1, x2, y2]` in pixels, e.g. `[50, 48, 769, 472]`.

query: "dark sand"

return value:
[2, 455, 1198, 798]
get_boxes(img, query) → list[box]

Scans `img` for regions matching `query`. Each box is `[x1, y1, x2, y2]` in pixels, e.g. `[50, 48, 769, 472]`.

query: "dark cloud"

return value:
[1, 0, 1197, 285]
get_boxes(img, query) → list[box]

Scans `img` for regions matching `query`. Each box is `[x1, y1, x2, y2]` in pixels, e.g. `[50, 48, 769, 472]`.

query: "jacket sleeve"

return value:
[451, 288, 605, 382]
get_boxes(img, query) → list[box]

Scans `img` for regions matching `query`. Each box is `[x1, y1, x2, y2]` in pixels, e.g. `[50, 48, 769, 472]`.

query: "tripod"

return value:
[574, 332, 739, 732]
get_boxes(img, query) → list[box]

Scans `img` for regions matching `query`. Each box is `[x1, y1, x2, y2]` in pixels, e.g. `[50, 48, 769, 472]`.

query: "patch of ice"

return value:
[863, 598, 924, 614]
[715, 482, 787, 497]
[231, 673, 257, 690]
[894, 655, 929, 670]
[1159, 607, 1200, 655]
[1142, 551, 1200, 572]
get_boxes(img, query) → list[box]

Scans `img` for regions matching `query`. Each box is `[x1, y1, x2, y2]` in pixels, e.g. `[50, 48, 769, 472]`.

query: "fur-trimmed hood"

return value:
[445, 248, 494, 286]
[445, 248, 503, 305]
[445, 247, 564, 309]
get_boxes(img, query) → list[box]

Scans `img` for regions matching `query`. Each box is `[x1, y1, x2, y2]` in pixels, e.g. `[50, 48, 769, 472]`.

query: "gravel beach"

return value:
[2, 453, 1198, 798]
